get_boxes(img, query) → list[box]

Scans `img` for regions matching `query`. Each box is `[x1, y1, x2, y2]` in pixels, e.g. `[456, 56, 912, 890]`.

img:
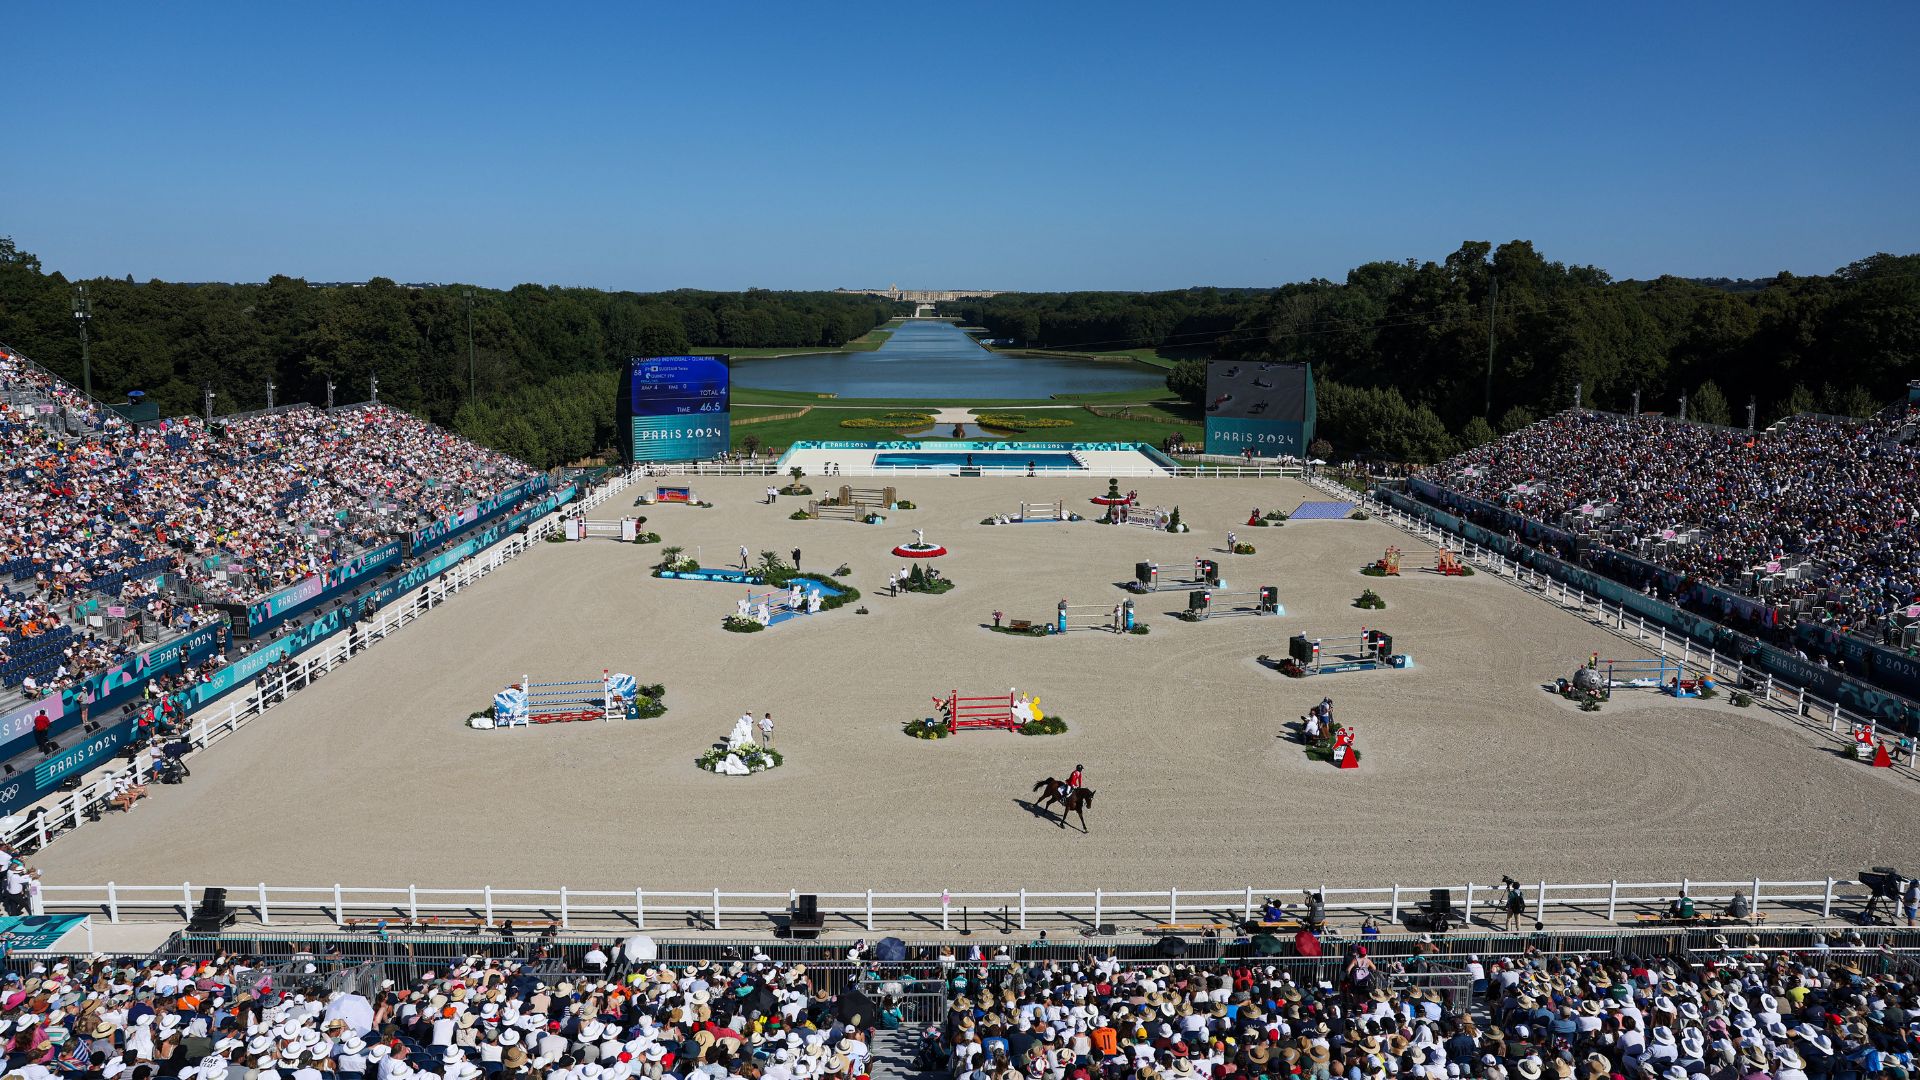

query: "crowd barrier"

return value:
[29, 874, 1886, 934]
[0, 474, 629, 852]
[1304, 475, 1920, 773]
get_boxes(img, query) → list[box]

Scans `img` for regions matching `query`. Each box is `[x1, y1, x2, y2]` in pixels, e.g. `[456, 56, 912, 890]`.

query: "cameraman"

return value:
[1503, 876, 1526, 931]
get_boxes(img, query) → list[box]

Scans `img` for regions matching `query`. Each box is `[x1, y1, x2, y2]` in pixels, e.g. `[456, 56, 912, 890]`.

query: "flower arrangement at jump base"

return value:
[781, 466, 812, 497]
[1355, 588, 1386, 610]
[699, 714, 784, 775]
[1247, 509, 1287, 527]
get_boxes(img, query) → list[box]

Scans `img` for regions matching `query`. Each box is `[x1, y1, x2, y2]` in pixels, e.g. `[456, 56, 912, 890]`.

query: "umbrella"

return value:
[622, 933, 658, 963]
[1250, 933, 1286, 957]
[836, 988, 876, 1026]
[1293, 929, 1322, 957]
[1158, 935, 1189, 959]
[874, 936, 908, 962]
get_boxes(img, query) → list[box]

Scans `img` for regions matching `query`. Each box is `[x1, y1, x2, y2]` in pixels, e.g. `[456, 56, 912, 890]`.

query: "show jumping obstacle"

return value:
[1187, 585, 1281, 619]
[1016, 500, 1068, 522]
[1287, 628, 1406, 674]
[931, 689, 1041, 733]
[564, 516, 640, 541]
[488, 670, 638, 728]
[1135, 558, 1217, 592]
[1056, 599, 1135, 633]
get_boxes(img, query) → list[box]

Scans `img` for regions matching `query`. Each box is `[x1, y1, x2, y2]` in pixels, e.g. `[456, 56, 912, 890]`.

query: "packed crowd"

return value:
[0, 345, 534, 696]
[1424, 410, 1920, 633]
[0, 951, 883, 1080]
[926, 942, 1920, 1080]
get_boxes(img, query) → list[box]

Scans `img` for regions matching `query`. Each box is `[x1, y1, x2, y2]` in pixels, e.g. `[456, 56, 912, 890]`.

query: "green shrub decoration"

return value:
[1350, 510, 1370, 520]
[1019, 715, 1069, 736]
[840, 411, 935, 430]
[904, 717, 951, 739]
[1360, 564, 1390, 577]
[1355, 589, 1386, 610]
[696, 744, 783, 772]
[894, 500, 917, 510]
[722, 615, 766, 633]
[1231, 542, 1256, 555]
[1730, 690, 1752, 708]
[976, 413, 1074, 433]
[789, 509, 812, 520]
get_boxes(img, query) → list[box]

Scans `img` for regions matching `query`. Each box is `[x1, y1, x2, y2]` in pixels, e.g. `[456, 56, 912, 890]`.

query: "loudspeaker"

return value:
[789, 893, 824, 939]
[1096, 923, 1117, 936]
[188, 887, 235, 932]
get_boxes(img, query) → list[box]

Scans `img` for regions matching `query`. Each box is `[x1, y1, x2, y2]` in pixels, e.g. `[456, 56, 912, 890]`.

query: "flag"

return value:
[56, 1035, 93, 1072]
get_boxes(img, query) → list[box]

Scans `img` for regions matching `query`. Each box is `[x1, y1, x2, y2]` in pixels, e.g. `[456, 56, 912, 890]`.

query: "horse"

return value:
[1032, 777, 1096, 832]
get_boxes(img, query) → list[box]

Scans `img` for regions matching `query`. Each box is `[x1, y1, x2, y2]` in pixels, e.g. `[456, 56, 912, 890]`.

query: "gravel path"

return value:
[35, 476, 1917, 894]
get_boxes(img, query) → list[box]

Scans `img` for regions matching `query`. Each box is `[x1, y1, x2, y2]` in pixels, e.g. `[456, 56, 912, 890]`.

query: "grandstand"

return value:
[1420, 407, 1920, 694]
[0, 342, 537, 707]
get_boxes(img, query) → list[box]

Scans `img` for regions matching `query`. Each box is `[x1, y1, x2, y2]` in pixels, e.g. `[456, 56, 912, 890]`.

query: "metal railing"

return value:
[1304, 474, 1920, 777]
[34, 874, 1883, 933]
[0, 473, 636, 855]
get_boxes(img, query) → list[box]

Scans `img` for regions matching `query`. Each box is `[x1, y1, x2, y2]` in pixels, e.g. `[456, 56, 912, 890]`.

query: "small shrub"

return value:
[1355, 589, 1386, 610]
[637, 683, 666, 700]
[1350, 510, 1371, 520]
[1250, 518, 1270, 527]
[722, 615, 765, 633]
[633, 532, 661, 544]
[1128, 625, 1150, 635]
[789, 509, 812, 520]
[544, 532, 568, 543]
[894, 499, 917, 510]
[831, 563, 852, 577]
[1263, 510, 1289, 522]
[904, 717, 950, 739]
[1579, 697, 1603, 712]
[1699, 684, 1720, 699]
[1231, 542, 1256, 555]
[990, 624, 1049, 638]
[854, 605, 870, 614]
[1730, 690, 1752, 708]
[1360, 565, 1390, 577]
[1019, 715, 1069, 736]
[780, 485, 813, 497]
[979, 517, 997, 525]
[1165, 506, 1184, 533]
[633, 695, 668, 719]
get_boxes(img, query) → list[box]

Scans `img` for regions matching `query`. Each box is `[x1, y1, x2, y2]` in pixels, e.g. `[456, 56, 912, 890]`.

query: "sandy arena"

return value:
[35, 475, 1919, 895]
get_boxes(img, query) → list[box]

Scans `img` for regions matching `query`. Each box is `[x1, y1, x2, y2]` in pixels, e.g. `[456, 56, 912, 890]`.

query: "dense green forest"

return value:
[0, 236, 893, 465]
[961, 241, 1920, 460]
[4, 234, 1917, 466]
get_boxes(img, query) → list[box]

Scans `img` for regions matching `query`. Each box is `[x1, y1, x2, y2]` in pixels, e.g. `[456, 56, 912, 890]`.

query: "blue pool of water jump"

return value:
[871, 451, 1086, 470]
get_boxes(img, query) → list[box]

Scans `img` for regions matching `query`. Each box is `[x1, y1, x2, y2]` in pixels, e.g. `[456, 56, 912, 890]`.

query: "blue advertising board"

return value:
[624, 356, 729, 463]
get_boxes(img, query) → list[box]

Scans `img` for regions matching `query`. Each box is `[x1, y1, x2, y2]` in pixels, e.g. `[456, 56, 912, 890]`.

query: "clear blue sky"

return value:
[3, 2, 1916, 291]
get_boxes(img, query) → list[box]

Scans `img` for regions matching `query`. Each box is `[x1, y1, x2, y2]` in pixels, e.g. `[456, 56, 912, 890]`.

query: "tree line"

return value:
[0, 236, 893, 466]
[962, 241, 1920, 460]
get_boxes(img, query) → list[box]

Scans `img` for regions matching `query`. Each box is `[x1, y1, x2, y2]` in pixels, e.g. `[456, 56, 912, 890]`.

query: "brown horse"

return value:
[1032, 777, 1096, 832]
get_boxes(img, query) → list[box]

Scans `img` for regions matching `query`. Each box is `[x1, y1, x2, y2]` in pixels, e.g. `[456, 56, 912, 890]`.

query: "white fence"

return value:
[34, 875, 1877, 932]
[1305, 476, 1920, 777]
[0, 473, 637, 855]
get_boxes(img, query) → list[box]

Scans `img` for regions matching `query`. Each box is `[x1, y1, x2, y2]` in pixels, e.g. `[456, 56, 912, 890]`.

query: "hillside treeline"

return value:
[963, 241, 1920, 460]
[0, 236, 892, 465]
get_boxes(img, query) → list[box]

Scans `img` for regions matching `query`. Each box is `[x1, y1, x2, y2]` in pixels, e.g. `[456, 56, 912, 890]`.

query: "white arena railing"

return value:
[29, 875, 1880, 933]
[0, 472, 639, 855]
[1304, 474, 1920, 777]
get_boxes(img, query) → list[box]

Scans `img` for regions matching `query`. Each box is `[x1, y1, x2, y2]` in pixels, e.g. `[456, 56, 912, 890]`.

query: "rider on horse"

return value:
[1062, 764, 1084, 801]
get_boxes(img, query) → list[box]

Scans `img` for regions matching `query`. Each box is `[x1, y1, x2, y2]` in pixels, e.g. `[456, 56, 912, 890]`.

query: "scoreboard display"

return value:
[621, 356, 730, 463]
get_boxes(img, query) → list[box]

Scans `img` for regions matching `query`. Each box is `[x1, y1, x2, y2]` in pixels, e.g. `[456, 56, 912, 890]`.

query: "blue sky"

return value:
[3, 2, 1916, 291]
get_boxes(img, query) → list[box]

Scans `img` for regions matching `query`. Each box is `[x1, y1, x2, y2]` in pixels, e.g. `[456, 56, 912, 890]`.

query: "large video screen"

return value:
[1202, 360, 1315, 458]
[625, 356, 730, 463]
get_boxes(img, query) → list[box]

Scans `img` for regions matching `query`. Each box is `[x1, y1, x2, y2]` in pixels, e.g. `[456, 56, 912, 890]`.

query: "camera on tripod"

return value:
[1859, 867, 1906, 925]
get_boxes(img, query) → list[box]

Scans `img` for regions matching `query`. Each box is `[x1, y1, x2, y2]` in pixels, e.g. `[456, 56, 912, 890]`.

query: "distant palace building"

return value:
[834, 284, 1007, 302]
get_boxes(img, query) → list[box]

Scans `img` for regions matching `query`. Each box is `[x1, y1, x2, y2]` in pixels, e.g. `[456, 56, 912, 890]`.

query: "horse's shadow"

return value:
[1013, 798, 1083, 832]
